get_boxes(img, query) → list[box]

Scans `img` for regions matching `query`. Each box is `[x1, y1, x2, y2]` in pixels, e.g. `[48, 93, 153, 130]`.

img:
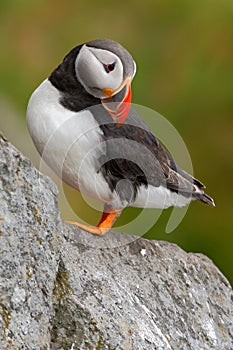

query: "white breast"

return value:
[26, 79, 113, 203]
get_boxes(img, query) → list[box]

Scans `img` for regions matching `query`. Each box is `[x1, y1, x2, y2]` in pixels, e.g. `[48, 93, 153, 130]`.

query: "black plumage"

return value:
[49, 44, 100, 112]
[94, 107, 214, 206]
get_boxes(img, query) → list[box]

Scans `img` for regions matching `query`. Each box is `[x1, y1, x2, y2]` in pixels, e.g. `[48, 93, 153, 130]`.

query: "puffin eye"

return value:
[103, 62, 116, 73]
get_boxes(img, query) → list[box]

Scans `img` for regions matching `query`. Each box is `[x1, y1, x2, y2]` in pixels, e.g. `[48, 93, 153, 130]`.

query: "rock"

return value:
[0, 134, 63, 349]
[0, 135, 233, 350]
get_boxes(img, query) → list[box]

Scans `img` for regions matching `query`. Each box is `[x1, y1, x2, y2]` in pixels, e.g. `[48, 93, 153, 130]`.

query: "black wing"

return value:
[93, 105, 215, 206]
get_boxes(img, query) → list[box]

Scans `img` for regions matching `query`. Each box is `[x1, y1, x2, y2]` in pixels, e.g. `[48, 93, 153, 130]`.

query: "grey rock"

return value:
[0, 134, 233, 350]
[0, 134, 63, 349]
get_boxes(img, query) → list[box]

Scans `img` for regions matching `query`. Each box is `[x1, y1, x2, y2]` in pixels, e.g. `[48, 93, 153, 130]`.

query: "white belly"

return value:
[26, 79, 113, 203]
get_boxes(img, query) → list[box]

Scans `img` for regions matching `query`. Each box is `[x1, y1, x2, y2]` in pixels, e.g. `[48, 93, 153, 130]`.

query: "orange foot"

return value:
[66, 205, 122, 236]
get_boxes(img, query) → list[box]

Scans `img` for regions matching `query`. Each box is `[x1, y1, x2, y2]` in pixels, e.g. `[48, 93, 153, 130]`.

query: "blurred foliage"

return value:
[0, 0, 233, 285]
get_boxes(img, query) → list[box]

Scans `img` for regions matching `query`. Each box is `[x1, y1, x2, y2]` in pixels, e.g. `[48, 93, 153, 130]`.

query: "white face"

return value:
[75, 45, 124, 98]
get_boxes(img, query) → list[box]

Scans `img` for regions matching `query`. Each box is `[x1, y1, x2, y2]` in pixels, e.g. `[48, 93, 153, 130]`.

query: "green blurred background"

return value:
[1, 1, 233, 285]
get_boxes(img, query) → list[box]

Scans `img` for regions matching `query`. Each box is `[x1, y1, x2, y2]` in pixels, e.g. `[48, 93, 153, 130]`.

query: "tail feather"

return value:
[177, 167, 206, 189]
[195, 192, 215, 207]
[176, 168, 215, 207]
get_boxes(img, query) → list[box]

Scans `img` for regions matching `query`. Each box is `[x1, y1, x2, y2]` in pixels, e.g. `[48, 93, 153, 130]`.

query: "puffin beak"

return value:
[101, 77, 132, 127]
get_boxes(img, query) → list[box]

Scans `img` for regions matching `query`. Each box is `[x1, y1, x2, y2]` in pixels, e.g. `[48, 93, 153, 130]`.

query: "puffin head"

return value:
[75, 39, 136, 125]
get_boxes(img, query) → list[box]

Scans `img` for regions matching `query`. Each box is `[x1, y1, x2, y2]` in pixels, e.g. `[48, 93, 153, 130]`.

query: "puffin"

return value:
[26, 39, 215, 235]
